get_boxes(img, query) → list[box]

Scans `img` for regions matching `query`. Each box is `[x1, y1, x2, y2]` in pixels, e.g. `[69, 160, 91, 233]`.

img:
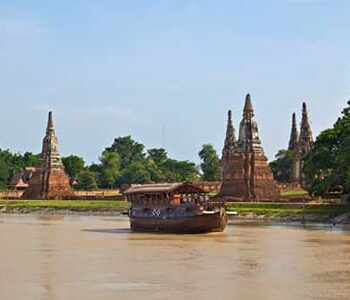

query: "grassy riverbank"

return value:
[0, 200, 128, 212]
[280, 190, 309, 197]
[226, 203, 350, 218]
[1, 200, 350, 223]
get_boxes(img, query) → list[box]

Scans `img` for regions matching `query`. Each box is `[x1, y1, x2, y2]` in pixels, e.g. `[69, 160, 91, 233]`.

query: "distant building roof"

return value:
[9, 173, 29, 189]
[9, 167, 35, 189]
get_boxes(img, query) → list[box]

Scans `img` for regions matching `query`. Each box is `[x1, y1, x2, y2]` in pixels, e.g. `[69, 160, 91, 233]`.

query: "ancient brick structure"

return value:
[22, 112, 73, 200]
[288, 113, 299, 152]
[290, 103, 314, 184]
[219, 94, 280, 201]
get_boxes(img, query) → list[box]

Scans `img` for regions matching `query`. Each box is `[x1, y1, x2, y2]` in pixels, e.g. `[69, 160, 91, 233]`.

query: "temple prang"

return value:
[221, 110, 236, 159]
[22, 112, 73, 200]
[299, 102, 314, 155]
[290, 102, 314, 184]
[219, 94, 280, 201]
[288, 113, 299, 152]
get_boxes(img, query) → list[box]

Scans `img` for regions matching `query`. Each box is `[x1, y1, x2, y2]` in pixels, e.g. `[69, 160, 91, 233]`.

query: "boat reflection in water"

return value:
[124, 182, 228, 234]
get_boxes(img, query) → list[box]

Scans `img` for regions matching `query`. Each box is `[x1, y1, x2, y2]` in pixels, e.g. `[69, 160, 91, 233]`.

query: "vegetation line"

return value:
[2, 200, 350, 219]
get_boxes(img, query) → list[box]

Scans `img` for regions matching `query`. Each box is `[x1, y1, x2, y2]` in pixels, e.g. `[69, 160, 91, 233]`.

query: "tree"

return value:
[62, 155, 85, 180]
[147, 148, 168, 165]
[198, 144, 220, 181]
[76, 171, 97, 191]
[0, 149, 21, 186]
[269, 149, 293, 183]
[121, 161, 151, 184]
[106, 136, 145, 168]
[304, 100, 350, 196]
[334, 102, 350, 192]
[99, 150, 121, 188]
[162, 159, 199, 182]
[23, 152, 38, 167]
[144, 159, 165, 182]
[0, 158, 9, 188]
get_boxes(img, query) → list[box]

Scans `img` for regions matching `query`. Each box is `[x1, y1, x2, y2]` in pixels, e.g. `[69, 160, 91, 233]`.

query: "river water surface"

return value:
[1, 214, 350, 300]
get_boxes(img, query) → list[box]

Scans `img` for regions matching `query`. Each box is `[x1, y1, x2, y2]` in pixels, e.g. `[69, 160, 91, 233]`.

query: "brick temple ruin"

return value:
[22, 112, 73, 200]
[289, 102, 314, 185]
[218, 94, 280, 201]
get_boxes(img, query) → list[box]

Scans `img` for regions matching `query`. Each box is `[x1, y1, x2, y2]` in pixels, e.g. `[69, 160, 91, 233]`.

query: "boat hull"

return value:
[130, 209, 228, 234]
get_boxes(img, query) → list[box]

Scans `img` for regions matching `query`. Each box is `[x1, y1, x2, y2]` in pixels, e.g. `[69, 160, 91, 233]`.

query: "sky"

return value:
[0, 0, 349, 165]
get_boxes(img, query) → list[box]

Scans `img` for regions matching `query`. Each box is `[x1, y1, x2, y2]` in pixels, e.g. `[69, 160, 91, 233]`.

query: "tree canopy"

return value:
[198, 144, 220, 181]
[106, 136, 145, 168]
[89, 137, 199, 188]
[304, 101, 350, 196]
[269, 150, 293, 183]
[99, 150, 121, 188]
[62, 155, 85, 180]
[0, 149, 38, 190]
[1, 136, 201, 190]
[76, 171, 98, 191]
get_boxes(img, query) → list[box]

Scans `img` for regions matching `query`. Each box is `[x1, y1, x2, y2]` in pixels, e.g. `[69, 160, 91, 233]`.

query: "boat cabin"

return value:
[124, 182, 209, 206]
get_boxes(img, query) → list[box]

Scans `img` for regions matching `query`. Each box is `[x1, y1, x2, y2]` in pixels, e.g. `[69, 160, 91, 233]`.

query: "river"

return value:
[0, 214, 350, 300]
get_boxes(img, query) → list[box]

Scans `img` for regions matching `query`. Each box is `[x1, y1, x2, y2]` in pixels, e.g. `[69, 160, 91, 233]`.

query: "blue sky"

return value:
[0, 0, 349, 164]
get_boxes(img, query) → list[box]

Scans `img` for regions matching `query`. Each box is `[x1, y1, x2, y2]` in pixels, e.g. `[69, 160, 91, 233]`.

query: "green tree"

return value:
[121, 161, 151, 184]
[334, 102, 350, 192]
[147, 148, 168, 165]
[198, 144, 220, 181]
[99, 150, 121, 188]
[162, 159, 199, 182]
[304, 100, 350, 196]
[0, 158, 9, 188]
[62, 155, 85, 180]
[269, 149, 293, 183]
[107, 136, 145, 168]
[0, 149, 17, 186]
[304, 128, 339, 196]
[76, 171, 97, 191]
[145, 159, 165, 182]
[23, 152, 38, 167]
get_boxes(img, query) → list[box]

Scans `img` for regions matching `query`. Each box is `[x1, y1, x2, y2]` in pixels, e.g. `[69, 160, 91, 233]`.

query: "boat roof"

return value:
[123, 182, 205, 195]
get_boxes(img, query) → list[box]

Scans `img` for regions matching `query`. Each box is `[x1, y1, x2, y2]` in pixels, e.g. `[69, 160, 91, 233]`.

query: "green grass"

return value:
[280, 190, 309, 197]
[1, 200, 350, 219]
[226, 202, 350, 217]
[0, 200, 128, 211]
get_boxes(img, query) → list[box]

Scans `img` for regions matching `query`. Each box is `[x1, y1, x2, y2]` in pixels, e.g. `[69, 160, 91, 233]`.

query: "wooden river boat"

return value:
[123, 182, 228, 234]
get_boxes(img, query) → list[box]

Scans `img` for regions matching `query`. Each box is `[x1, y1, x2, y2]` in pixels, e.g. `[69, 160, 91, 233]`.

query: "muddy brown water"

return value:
[1, 214, 350, 300]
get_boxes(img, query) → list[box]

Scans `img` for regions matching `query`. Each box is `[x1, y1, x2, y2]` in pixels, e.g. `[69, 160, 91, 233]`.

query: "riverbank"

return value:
[226, 202, 350, 224]
[0, 200, 127, 215]
[1, 200, 350, 224]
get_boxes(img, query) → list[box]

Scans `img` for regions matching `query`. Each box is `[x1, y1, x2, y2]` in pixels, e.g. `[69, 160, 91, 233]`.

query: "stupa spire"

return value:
[288, 113, 299, 151]
[224, 110, 236, 147]
[299, 102, 314, 154]
[46, 111, 55, 134]
[22, 111, 73, 200]
[243, 93, 254, 118]
[219, 94, 280, 201]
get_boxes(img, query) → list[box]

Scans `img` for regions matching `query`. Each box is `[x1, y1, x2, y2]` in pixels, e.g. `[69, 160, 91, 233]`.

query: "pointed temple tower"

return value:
[291, 102, 314, 184]
[220, 110, 236, 164]
[288, 113, 299, 152]
[219, 94, 280, 201]
[22, 112, 73, 199]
